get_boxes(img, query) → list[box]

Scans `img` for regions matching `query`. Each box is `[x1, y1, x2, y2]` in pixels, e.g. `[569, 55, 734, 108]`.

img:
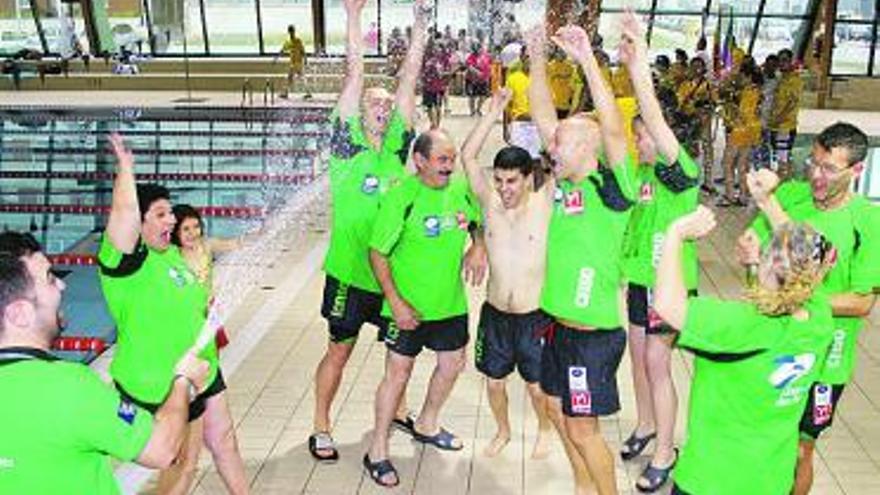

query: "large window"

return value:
[203, 0, 260, 54]
[106, 0, 148, 54]
[324, 0, 378, 55]
[260, 0, 314, 56]
[148, 0, 207, 55]
[0, 1, 41, 56]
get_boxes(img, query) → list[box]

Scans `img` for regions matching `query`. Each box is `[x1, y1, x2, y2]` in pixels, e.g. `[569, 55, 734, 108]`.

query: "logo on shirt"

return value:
[769, 353, 816, 389]
[117, 399, 138, 425]
[640, 182, 654, 202]
[168, 266, 194, 288]
[361, 174, 380, 195]
[563, 190, 584, 215]
[423, 216, 441, 237]
[0, 457, 14, 470]
[553, 187, 565, 204]
[812, 383, 834, 425]
[825, 329, 846, 369]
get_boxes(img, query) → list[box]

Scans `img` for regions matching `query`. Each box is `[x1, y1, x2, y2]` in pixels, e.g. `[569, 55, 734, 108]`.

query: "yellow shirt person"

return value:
[505, 65, 531, 120]
[547, 57, 577, 115]
[729, 84, 762, 148]
[769, 71, 803, 133]
[282, 29, 306, 74]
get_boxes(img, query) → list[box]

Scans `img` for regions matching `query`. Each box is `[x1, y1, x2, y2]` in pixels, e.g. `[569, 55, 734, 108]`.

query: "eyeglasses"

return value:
[805, 156, 852, 176]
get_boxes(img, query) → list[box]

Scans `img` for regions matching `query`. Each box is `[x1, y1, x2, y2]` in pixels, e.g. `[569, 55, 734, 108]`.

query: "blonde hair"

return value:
[745, 223, 833, 316]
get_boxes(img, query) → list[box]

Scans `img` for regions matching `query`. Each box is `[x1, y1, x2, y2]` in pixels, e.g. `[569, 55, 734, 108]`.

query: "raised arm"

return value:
[394, 0, 429, 126]
[336, 0, 367, 120]
[524, 25, 559, 147]
[747, 169, 791, 228]
[105, 133, 140, 254]
[619, 11, 679, 162]
[461, 89, 512, 203]
[553, 25, 628, 167]
[655, 206, 717, 330]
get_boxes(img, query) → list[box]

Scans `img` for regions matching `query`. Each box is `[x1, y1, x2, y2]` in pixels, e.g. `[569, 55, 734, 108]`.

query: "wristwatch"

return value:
[174, 374, 198, 402]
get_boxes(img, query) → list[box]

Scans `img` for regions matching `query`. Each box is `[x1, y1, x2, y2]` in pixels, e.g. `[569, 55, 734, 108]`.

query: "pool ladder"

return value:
[241, 78, 275, 108]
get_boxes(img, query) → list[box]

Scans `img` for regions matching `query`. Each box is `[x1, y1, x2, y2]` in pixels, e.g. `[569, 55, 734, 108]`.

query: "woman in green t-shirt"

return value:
[654, 206, 837, 495]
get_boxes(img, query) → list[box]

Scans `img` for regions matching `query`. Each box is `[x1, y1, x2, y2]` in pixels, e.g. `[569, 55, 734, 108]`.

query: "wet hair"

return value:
[171, 204, 204, 247]
[136, 183, 171, 221]
[412, 131, 434, 160]
[0, 232, 43, 332]
[764, 54, 778, 64]
[655, 55, 670, 70]
[0, 253, 33, 332]
[778, 49, 793, 59]
[0, 231, 42, 258]
[746, 223, 834, 316]
[493, 146, 533, 176]
[287, 25, 295, 35]
[815, 122, 869, 166]
[675, 48, 688, 62]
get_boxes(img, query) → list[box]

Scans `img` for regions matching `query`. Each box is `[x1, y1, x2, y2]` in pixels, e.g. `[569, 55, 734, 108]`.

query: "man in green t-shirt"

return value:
[311, 0, 429, 463]
[617, 15, 701, 492]
[737, 122, 880, 495]
[0, 232, 209, 495]
[363, 130, 481, 488]
[526, 24, 635, 495]
[653, 208, 836, 495]
[98, 135, 248, 494]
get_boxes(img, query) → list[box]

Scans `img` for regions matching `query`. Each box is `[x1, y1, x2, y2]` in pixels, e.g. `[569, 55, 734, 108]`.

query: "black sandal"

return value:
[363, 454, 399, 488]
[308, 432, 339, 463]
[391, 413, 416, 436]
[620, 430, 656, 461]
[635, 449, 678, 493]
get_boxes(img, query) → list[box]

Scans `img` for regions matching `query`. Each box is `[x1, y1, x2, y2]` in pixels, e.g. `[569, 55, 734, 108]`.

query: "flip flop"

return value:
[391, 413, 416, 436]
[412, 427, 463, 451]
[308, 432, 339, 463]
[635, 449, 679, 493]
[620, 430, 657, 461]
[363, 454, 399, 488]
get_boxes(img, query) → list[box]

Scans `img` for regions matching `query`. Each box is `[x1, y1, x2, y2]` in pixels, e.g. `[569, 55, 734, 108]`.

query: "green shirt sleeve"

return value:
[675, 146, 700, 179]
[71, 366, 153, 462]
[851, 205, 880, 294]
[97, 234, 124, 269]
[382, 108, 412, 156]
[369, 183, 410, 256]
[679, 296, 779, 354]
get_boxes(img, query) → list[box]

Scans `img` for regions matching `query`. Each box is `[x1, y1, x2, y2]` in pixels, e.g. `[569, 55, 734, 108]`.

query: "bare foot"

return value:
[483, 432, 510, 457]
[530, 429, 551, 460]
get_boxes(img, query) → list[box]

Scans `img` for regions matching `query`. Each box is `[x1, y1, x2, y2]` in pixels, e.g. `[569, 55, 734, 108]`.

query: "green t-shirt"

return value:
[674, 295, 834, 495]
[622, 147, 700, 289]
[540, 158, 636, 328]
[369, 175, 481, 321]
[98, 237, 218, 404]
[750, 180, 880, 384]
[0, 349, 153, 495]
[324, 109, 413, 293]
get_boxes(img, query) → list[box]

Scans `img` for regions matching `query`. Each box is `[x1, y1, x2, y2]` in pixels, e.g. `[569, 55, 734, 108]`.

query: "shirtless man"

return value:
[461, 88, 554, 459]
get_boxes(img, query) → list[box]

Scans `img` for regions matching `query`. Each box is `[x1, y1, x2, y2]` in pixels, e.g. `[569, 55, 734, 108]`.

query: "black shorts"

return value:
[475, 302, 552, 383]
[539, 323, 627, 417]
[383, 314, 469, 357]
[423, 91, 444, 109]
[116, 369, 227, 422]
[320, 275, 384, 343]
[769, 129, 797, 163]
[628, 283, 698, 335]
[799, 382, 846, 439]
[465, 80, 489, 97]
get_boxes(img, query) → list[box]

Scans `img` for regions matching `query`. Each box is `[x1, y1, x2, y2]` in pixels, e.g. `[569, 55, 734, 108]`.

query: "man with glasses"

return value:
[736, 122, 880, 495]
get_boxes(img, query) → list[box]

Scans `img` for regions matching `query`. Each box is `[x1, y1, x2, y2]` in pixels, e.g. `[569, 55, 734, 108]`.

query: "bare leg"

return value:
[414, 348, 466, 442]
[721, 142, 737, 200]
[548, 397, 594, 495]
[313, 340, 355, 437]
[156, 419, 203, 495]
[526, 382, 552, 460]
[793, 439, 816, 495]
[566, 416, 618, 495]
[484, 378, 511, 457]
[367, 351, 415, 486]
[641, 335, 677, 481]
[203, 392, 249, 495]
[626, 322, 655, 445]
[736, 146, 751, 201]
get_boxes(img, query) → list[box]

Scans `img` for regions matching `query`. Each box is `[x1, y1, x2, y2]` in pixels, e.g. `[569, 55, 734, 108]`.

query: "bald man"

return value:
[309, 0, 428, 462]
[363, 129, 482, 487]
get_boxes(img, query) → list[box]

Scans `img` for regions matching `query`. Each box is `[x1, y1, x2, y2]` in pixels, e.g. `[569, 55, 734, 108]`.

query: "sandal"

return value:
[308, 432, 339, 463]
[363, 454, 399, 488]
[635, 449, 679, 493]
[412, 427, 463, 451]
[620, 430, 656, 461]
[391, 413, 416, 436]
